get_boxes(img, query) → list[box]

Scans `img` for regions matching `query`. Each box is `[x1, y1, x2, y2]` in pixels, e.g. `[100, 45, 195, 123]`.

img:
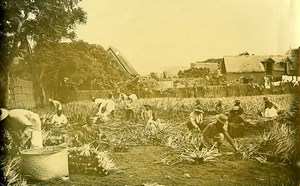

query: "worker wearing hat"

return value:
[0, 108, 43, 149]
[232, 99, 244, 115]
[201, 114, 239, 153]
[187, 106, 204, 131]
[215, 100, 224, 114]
[227, 106, 246, 138]
[263, 97, 280, 118]
[263, 97, 279, 110]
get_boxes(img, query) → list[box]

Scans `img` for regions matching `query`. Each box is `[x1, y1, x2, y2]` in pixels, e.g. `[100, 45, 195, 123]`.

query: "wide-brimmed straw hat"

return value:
[216, 114, 228, 124]
[0, 108, 9, 121]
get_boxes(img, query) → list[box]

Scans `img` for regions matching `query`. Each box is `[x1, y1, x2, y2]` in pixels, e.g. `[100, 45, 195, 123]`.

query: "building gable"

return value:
[107, 47, 139, 76]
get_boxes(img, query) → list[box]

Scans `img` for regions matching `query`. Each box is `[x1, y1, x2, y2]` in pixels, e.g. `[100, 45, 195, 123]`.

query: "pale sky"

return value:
[76, 0, 300, 75]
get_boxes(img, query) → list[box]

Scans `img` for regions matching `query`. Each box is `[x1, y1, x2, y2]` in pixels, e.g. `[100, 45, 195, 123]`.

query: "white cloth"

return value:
[50, 99, 62, 110]
[97, 99, 115, 117]
[128, 94, 138, 102]
[51, 114, 68, 124]
[265, 107, 278, 118]
[264, 77, 271, 89]
[31, 130, 43, 148]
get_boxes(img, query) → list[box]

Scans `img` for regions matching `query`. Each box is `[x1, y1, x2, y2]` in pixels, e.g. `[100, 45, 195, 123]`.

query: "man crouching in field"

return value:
[201, 114, 239, 153]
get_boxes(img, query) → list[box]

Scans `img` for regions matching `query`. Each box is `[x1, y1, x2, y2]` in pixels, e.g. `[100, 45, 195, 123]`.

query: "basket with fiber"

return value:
[21, 145, 69, 180]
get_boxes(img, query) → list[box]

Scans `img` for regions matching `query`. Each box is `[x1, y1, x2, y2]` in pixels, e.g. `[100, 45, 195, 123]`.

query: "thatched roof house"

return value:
[107, 46, 139, 77]
[222, 52, 298, 84]
[223, 55, 267, 73]
[222, 54, 294, 75]
[191, 58, 222, 75]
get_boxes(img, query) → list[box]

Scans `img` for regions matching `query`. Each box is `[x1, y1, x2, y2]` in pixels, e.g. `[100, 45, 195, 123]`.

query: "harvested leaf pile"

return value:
[68, 144, 115, 175]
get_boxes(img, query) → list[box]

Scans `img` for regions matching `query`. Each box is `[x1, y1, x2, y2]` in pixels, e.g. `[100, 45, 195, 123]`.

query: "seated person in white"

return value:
[51, 109, 68, 126]
[264, 105, 278, 118]
[263, 97, 279, 118]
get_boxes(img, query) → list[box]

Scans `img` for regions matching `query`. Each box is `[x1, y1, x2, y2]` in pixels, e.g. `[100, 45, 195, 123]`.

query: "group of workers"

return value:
[91, 92, 162, 135]
[0, 90, 280, 155]
[187, 97, 280, 152]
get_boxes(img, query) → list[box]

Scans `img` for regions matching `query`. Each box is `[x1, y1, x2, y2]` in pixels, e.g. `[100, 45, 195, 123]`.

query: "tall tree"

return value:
[16, 41, 129, 101]
[0, 0, 86, 107]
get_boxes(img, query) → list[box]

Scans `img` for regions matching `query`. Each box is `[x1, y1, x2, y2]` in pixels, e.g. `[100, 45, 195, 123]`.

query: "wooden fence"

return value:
[6, 78, 295, 109]
[8, 78, 40, 109]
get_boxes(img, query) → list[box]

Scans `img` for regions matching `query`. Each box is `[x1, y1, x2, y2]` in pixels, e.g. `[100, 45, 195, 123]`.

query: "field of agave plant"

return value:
[2, 94, 299, 185]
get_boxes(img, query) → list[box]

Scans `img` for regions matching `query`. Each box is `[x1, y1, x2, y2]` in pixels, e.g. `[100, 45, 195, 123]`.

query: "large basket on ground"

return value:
[21, 145, 69, 180]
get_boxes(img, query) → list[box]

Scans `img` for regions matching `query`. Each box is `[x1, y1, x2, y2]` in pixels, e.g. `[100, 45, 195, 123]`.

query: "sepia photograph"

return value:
[0, 0, 299, 185]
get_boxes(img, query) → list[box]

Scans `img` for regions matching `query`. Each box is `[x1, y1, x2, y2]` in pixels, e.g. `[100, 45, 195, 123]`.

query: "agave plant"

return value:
[79, 144, 92, 157]
[254, 122, 298, 164]
[164, 136, 178, 149]
[1, 156, 27, 186]
[180, 145, 221, 163]
[96, 151, 116, 174]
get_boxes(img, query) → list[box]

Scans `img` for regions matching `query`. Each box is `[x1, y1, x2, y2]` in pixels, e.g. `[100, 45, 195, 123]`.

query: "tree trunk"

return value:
[36, 77, 46, 107]
[0, 69, 9, 108]
[27, 51, 46, 107]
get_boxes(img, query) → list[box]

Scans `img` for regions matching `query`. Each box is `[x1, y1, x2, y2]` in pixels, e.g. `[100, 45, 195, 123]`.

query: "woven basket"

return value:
[21, 145, 69, 180]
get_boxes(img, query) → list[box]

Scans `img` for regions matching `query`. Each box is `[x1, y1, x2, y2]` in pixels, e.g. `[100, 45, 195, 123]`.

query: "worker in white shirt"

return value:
[96, 93, 115, 121]
[186, 106, 204, 132]
[0, 108, 43, 149]
[48, 98, 62, 112]
[91, 97, 106, 115]
[50, 108, 68, 126]
[261, 97, 280, 118]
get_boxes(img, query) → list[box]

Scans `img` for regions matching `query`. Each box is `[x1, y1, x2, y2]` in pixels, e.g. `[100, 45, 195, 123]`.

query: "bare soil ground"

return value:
[31, 145, 296, 186]
[30, 119, 297, 186]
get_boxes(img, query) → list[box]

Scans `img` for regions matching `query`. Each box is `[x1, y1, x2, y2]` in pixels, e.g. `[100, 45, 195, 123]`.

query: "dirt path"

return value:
[32, 145, 296, 186]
